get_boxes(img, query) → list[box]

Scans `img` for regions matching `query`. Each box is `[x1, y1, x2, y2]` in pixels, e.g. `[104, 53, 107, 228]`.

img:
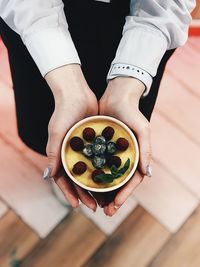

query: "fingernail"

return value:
[42, 165, 52, 180]
[114, 204, 121, 209]
[146, 164, 152, 177]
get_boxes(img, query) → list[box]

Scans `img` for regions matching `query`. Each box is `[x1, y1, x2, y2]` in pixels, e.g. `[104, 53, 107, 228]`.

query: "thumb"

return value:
[131, 111, 152, 177]
[43, 112, 73, 179]
[46, 128, 63, 178]
[120, 109, 152, 177]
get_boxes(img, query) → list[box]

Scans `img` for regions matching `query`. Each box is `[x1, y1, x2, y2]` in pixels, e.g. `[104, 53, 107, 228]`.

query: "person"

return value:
[0, 0, 195, 216]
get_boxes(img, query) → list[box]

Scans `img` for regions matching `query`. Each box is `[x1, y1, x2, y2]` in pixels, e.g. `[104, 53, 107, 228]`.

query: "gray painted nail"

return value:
[42, 165, 52, 180]
[146, 164, 152, 177]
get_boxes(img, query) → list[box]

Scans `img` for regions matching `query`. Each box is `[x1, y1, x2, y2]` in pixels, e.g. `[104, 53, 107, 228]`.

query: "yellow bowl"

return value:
[61, 115, 139, 192]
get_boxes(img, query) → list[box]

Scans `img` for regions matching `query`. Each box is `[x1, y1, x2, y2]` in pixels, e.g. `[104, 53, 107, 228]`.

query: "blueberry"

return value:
[106, 141, 117, 155]
[92, 142, 106, 156]
[94, 135, 106, 144]
[82, 143, 93, 157]
[92, 156, 106, 169]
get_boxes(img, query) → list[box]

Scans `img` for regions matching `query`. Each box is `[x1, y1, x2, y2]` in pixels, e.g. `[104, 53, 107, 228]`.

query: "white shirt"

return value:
[0, 0, 196, 96]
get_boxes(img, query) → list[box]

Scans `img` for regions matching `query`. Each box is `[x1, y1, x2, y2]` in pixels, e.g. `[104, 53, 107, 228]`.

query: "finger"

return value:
[74, 185, 97, 212]
[103, 172, 143, 216]
[132, 112, 152, 176]
[103, 187, 127, 216]
[54, 171, 79, 208]
[103, 201, 119, 217]
[89, 192, 106, 208]
[46, 111, 76, 178]
[114, 171, 144, 208]
[100, 189, 121, 207]
[46, 133, 64, 178]
[120, 109, 152, 177]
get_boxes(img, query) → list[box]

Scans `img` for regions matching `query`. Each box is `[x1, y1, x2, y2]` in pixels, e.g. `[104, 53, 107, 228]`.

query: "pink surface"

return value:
[0, 35, 200, 234]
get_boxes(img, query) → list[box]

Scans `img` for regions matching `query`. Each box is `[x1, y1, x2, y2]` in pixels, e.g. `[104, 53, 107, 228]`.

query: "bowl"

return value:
[61, 115, 139, 192]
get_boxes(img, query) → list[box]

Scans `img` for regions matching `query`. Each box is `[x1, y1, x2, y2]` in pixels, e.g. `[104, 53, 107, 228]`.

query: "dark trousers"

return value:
[0, 0, 175, 156]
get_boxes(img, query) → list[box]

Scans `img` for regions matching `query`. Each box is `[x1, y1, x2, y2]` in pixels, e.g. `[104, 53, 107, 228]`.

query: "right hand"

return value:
[44, 64, 99, 211]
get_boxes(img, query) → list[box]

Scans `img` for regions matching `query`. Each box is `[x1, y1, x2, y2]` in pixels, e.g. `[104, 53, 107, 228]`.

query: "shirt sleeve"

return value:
[107, 0, 196, 85]
[0, 0, 81, 77]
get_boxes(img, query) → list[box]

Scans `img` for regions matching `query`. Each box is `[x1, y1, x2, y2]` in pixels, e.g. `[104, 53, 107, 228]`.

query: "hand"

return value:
[43, 64, 99, 211]
[99, 77, 152, 216]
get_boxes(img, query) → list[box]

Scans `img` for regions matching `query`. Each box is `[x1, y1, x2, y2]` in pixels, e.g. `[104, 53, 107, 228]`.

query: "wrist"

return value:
[45, 64, 89, 98]
[108, 76, 146, 100]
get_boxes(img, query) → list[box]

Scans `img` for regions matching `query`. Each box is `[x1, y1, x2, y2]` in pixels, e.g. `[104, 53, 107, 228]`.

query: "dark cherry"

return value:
[91, 169, 105, 183]
[116, 137, 129, 151]
[106, 155, 122, 168]
[82, 127, 96, 142]
[102, 126, 115, 140]
[69, 136, 84, 151]
[72, 161, 87, 175]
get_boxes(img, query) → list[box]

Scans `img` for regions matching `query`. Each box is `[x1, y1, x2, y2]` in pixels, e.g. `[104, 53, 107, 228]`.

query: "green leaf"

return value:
[110, 165, 118, 175]
[94, 173, 114, 183]
[118, 158, 130, 175]
[94, 158, 131, 184]
[112, 173, 123, 179]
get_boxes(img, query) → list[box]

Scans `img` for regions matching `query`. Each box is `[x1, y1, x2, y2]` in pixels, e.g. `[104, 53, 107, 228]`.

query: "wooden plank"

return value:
[0, 68, 47, 172]
[133, 160, 198, 233]
[21, 211, 106, 267]
[0, 39, 47, 170]
[150, 206, 200, 267]
[0, 138, 69, 238]
[81, 195, 137, 235]
[0, 85, 23, 150]
[85, 206, 171, 267]
[155, 73, 200, 146]
[151, 113, 200, 198]
[166, 38, 200, 98]
[0, 210, 39, 267]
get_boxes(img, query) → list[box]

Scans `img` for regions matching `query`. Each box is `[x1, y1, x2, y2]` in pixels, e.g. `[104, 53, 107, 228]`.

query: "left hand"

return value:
[98, 77, 152, 216]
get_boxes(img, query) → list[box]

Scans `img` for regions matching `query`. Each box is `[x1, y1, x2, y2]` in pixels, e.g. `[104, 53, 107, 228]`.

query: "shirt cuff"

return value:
[107, 26, 168, 95]
[23, 26, 81, 77]
[107, 63, 153, 97]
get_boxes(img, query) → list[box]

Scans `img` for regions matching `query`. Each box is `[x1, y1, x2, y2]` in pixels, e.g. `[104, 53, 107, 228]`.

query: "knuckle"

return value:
[49, 128, 60, 138]
[145, 150, 152, 159]
[47, 150, 57, 160]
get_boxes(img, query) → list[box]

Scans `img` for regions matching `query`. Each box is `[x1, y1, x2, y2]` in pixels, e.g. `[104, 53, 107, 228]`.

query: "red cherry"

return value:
[82, 127, 96, 141]
[70, 136, 84, 151]
[106, 156, 122, 168]
[102, 126, 115, 140]
[116, 137, 129, 151]
[72, 161, 87, 175]
[91, 169, 105, 183]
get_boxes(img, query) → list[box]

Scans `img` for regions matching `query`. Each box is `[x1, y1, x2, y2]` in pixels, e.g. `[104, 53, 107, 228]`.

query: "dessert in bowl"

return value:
[61, 115, 139, 192]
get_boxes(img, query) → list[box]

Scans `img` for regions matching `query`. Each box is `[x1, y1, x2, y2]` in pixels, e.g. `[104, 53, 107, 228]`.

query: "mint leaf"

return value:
[94, 173, 114, 183]
[110, 165, 118, 175]
[94, 158, 131, 184]
[118, 158, 130, 175]
[113, 173, 123, 178]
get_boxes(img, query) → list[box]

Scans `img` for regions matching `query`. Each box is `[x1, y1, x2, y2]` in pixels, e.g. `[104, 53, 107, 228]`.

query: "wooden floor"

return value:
[0, 35, 200, 267]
